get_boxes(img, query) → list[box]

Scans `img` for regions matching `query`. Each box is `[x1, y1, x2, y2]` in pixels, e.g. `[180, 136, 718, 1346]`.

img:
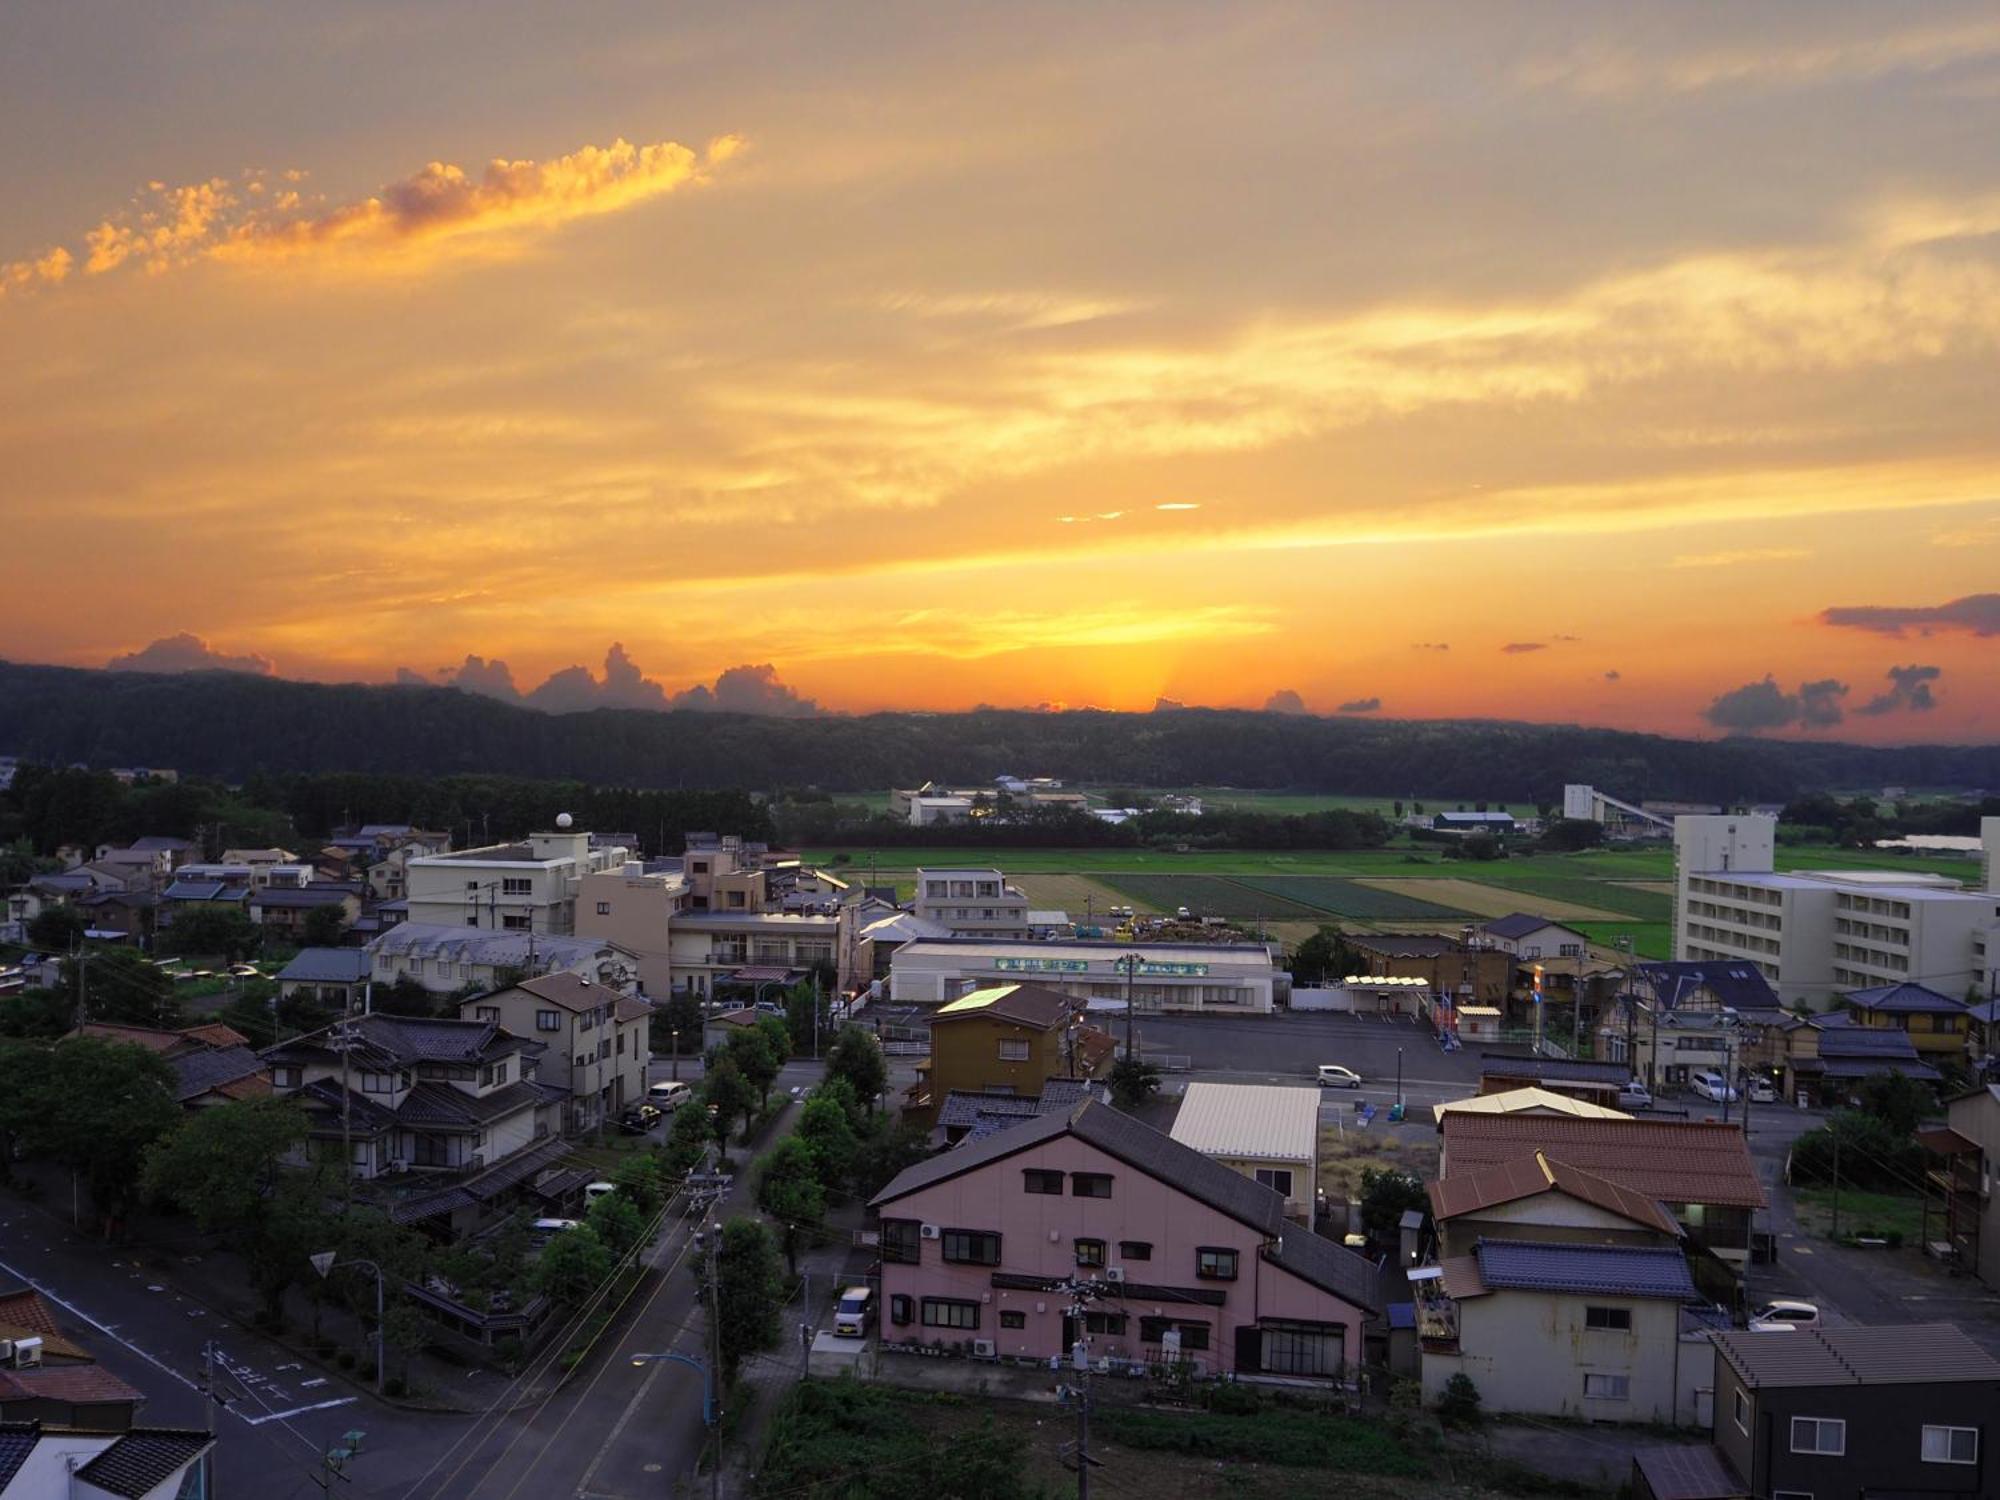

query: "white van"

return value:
[648, 1080, 693, 1112]
[833, 1286, 875, 1338]
[583, 1181, 618, 1207]
[1690, 1070, 1738, 1102]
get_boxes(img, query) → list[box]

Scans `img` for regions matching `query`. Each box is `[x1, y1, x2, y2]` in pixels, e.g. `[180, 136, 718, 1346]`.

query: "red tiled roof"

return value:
[1441, 1114, 1767, 1209]
[180, 1022, 250, 1048]
[0, 1292, 89, 1361]
[1428, 1150, 1682, 1237]
[0, 1363, 143, 1405]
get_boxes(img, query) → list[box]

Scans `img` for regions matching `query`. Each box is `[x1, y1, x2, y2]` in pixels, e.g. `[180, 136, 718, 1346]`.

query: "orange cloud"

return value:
[1, 134, 740, 296]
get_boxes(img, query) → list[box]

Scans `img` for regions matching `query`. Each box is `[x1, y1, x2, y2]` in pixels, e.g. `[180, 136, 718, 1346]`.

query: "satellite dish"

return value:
[556, 812, 574, 829]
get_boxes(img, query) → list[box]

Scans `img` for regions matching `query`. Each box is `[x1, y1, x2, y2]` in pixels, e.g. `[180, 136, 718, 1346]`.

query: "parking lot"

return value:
[1133, 1009, 1486, 1103]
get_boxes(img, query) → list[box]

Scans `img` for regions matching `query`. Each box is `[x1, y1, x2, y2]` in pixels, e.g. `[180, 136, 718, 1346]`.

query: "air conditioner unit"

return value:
[388, 1158, 410, 1174]
[919, 1223, 941, 1240]
[972, 1339, 996, 1358]
[12, 1338, 41, 1369]
[1104, 1267, 1126, 1283]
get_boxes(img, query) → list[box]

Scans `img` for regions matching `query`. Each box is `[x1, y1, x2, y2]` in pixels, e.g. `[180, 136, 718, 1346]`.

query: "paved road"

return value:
[1135, 1011, 1485, 1095]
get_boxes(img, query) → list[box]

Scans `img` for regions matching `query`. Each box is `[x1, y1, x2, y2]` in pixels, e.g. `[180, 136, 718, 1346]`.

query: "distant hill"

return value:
[0, 659, 1994, 804]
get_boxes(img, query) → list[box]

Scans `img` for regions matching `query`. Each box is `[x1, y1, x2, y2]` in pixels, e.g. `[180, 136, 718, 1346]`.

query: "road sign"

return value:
[309, 1252, 337, 1279]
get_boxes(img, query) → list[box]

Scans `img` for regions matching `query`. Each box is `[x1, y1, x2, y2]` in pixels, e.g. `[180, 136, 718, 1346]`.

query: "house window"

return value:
[1582, 1374, 1630, 1401]
[1733, 1388, 1750, 1435]
[1139, 1318, 1210, 1351]
[475, 1006, 500, 1022]
[617, 1033, 626, 1055]
[1071, 1172, 1113, 1199]
[920, 1298, 979, 1330]
[880, 1219, 922, 1264]
[889, 1294, 912, 1326]
[466, 915, 480, 926]
[997, 1038, 1030, 1062]
[362, 1071, 395, 1093]
[536, 1010, 560, 1032]
[272, 1066, 299, 1089]
[941, 1229, 1002, 1266]
[1074, 1238, 1106, 1268]
[1117, 1241, 1152, 1261]
[1260, 1320, 1344, 1377]
[596, 901, 611, 915]
[1790, 1418, 1845, 1456]
[1922, 1426, 1979, 1465]
[1584, 1307, 1632, 1331]
[1082, 1311, 1125, 1335]
[502, 878, 533, 896]
[999, 1310, 1026, 1330]
[1254, 1168, 1294, 1197]
[1023, 1169, 1064, 1195]
[1196, 1248, 1238, 1281]
[502, 914, 531, 931]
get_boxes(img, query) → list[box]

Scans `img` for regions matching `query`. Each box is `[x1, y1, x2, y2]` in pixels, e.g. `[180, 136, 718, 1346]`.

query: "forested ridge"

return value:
[2, 660, 1995, 803]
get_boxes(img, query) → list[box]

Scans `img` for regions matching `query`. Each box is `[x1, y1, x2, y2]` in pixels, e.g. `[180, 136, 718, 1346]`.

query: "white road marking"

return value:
[0, 1254, 199, 1393]
[300, 1377, 329, 1389]
[242, 1396, 358, 1425]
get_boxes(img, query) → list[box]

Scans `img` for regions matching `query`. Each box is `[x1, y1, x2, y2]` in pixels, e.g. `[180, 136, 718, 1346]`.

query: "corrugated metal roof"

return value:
[1631, 1445, 1745, 1500]
[1434, 1087, 1631, 1122]
[1442, 1114, 1767, 1208]
[1713, 1322, 2000, 1388]
[1430, 1151, 1682, 1238]
[1168, 1082, 1319, 1162]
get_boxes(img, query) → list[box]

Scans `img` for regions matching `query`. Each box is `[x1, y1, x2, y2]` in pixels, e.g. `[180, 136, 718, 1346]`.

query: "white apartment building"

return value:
[404, 823, 633, 935]
[912, 867, 1031, 939]
[890, 937, 1279, 1013]
[1675, 814, 2000, 1007]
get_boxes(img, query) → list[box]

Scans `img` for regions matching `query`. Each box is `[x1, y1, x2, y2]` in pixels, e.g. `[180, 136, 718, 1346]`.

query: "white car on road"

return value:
[1316, 1064, 1363, 1089]
[1749, 1300, 1820, 1332]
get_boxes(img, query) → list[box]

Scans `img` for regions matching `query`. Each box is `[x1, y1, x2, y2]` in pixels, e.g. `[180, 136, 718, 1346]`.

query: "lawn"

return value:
[1790, 1187, 1928, 1245]
[1572, 921, 1673, 960]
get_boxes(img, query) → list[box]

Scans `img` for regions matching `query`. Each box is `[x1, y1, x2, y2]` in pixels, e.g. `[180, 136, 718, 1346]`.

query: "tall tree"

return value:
[825, 1026, 888, 1113]
[301, 903, 347, 948]
[160, 906, 262, 963]
[711, 1216, 784, 1383]
[794, 1094, 861, 1189]
[705, 1059, 757, 1149]
[141, 1097, 309, 1232]
[533, 1225, 615, 1304]
[22, 1039, 181, 1230]
[71, 947, 184, 1027]
[723, 1027, 783, 1108]
[753, 1137, 827, 1274]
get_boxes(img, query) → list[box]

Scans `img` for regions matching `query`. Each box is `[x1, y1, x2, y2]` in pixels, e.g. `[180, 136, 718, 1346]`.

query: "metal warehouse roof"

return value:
[1168, 1082, 1320, 1163]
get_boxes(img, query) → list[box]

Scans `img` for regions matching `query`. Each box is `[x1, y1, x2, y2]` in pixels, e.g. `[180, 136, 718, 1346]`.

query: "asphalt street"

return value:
[1135, 1010, 1487, 1102]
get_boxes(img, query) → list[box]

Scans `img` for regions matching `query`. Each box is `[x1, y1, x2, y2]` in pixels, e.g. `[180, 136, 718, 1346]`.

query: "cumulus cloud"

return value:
[1336, 696, 1382, 714]
[414, 644, 817, 716]
[106, 632, 274, 676]
[1858, 664, 1942, 716]
[702, 663, 819, 717]
[1604, 670, 1622, 681]
[1, 134, 739, 297]
[1152, 697, 1189, 713]
[1819, 594, 2000, 638]
[434, 654, 524, 703]
[1263, 689, 1307, 715]
[1703, 674, 1850, 733]
[1500, 642, 1547, 654]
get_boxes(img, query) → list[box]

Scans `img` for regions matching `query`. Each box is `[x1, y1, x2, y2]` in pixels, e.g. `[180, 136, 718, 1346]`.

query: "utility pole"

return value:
[336, 1017, 355, 1212]
[706, 1221, 724, 1500]
[1121, 953, 1140, 1061]
[1062, 1276, 1101, 1500]
[1720, 1032, 1733, 1125]
[1830, 1127, 1842, 1240]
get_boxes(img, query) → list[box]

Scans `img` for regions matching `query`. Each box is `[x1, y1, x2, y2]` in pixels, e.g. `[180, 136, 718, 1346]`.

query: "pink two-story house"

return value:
[870, 1097, 1377, 1379]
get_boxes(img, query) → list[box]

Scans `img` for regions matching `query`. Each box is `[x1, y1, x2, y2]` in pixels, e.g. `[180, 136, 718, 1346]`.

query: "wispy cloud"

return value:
[1819, 594, 2000, 638]
[1500, 642, 1547, 654]
[2, 134, 739, 296]
[1670, 547, 1810, 569]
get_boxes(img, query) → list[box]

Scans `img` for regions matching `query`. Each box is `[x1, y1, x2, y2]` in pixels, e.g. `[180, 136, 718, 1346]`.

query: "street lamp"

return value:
[312, 1252, 385, 1397]
[630, 1348, 719, 1500]
[670, 1028, 681, 1082]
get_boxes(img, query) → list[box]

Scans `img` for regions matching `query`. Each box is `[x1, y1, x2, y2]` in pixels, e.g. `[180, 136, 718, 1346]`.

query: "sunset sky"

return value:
[3, 2, 1997, 740]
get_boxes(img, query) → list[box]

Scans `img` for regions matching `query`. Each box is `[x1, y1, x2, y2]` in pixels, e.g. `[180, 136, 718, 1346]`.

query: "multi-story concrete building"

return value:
[1674, 814, 2000, 1007]
[890, 937, 1280, 1013]
[913, 867, 1031, 940]
[1925, 1084, 2000, 1289]
[366, 923, 641, 996]
[404, 823, 634, 936]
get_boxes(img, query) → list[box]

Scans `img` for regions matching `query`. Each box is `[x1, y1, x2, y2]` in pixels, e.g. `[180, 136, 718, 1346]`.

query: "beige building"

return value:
[1168, 1082, 1320, 1224]
[460, 972, 650, 1133]
[405, 824, 634, 935]
[913, 867, 1031, 939]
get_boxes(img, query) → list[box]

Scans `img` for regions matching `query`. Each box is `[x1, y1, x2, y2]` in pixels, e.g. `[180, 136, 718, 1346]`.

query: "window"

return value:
[1790, 1418, 1845, 1456]
[1071, 1172, 1113, 1199]
[1922, 1426, 1979, 1465]
[941, 1229, 1002, 1266]
[889, 1294, 912, 1326]
[1196, 1248, 1238, 1281]
[502, 913, 531, 931]
[1260, 1321, 1344, 1377]
[1117, 1241, 1152, 1261]
[481, 1060, 510, 1087]
[1074, 1238, 1106, 1267]
[537, 1009, 560, 1032]
[1023, 1169, 1064, 1195]
[1254, 1168, 1295, 1197]
[466, 915, 480, 926]
[1582, 1374, 1630, 1401]
[1082, 1311, 1125, 1335]
[1771, 1492, 1814, 1500]
[362, 1071, 395, 1094]
[920, 1298, 979, 1331]
[998, 1038, 1030, 1062]
[596, 901, 611, 915]
[272, 1066, 299, 1089]
[1000, 1310, 1026, 1330]
[617, 1032, 626, 1056]
[475, 1005, 500, 1022]
[502, 877, 533, 896]
[598, 1039, 612, 1061]
[880, 1219, 922, 1264]
[1732, 1388, 1750, 1435]
[1584, 1307, 1632, 1331]
[1140, 1318, 1210, 1351]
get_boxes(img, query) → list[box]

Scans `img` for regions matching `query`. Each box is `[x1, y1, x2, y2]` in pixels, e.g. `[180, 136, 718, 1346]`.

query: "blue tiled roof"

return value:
[276, 948, 371, 985]
[1473, 1239, 1696, 1300]
[1635, 961, 1778, 1011]
[1845, 982, 1967, 1015]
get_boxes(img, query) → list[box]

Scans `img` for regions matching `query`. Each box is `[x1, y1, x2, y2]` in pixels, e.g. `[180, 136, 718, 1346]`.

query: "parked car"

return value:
[618, 1103, 662, 1135]
[1749, 1300, 1820, 1332]
[1617, 1080, 1653, 1111]
[530, 1218, 581, 1239]
[1747, 1076, 1779, 1104]
[648, 1080, 693, 1111]
[1316, 1064, 1363, 1089]
[1175, 905, 1192, 919]
[832, 1285, 875, 1337]
[228, 963, 261, 978]
[583, 1181, 617, 1207]
[1690, 1069, 1739, 1102]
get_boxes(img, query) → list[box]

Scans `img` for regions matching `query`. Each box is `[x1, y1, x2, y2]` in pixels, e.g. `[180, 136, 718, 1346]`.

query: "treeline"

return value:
[3, 659, 1999, 803]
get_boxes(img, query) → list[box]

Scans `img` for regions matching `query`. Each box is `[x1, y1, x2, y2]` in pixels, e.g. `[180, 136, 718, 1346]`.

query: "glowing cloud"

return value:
[106, 633, 275, 676]
[1819, 594, 2000, 638]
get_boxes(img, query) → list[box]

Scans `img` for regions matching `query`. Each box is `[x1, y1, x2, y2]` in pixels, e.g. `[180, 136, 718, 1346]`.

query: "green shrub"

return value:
[1437, 1373, 1482, 1428]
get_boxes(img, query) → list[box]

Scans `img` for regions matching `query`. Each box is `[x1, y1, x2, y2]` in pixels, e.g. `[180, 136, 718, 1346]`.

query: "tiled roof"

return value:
[1473, 1239, 1696, 1300]
[162, 879, 247, 902]
[367, 922, 632, 973]
[1433, 1088, 1631, 1123]
[1264, 1224, 1381, 1312]
[0, 1362, 145, 1405]
[1350, 934, 1455, 958]
[933, 983, 1076, 1030]
[73, 1429, 215, 1498]
[1428, 1151, 1681, 1238]
[1635, 961, 1779, 1011]
[1441, 1114, 1767, 1209]
[129, 837, 195, 852]
[614, 996, 652, 1024]
[289, 1078, 398, 1136]
[266, 1013, 539, 1071]
[511, 971, 620, 1014]
[1631, 1445, 1745, 1500]
[0, 1290, 89, 1360]
[395, 1080, 545, 1127]
[388, 1136, 571, 1224]
[252, 886, 356, 909]
[1481, 913, 1581, 941]
[936, 1079, 1101, 1131]
[171, 1046, 266, 1102]
[1478, 1051, 1629, 1086]
[0, 1422, 36, 1491]
[1713, 1322, 2000, 1388]
[276, 948, 371, 985]
[1844, 982, 1967, 1015]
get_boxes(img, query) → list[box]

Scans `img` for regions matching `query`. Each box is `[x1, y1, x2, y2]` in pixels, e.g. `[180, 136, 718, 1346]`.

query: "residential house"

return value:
[1348, 934, 1511, 1008]
[90, 846, 174, 888]
[0, 1423, 216, 1499]
[1438, 1113, 1766, 1277]
[0, 1285, 144, 1430]
[262, 1014, 570, 1237]
[1478, 1052, 1631, 1106]
[1922, 1083, 2000, 1286]
[891, 938, 1280, 1013]
[1598, 961, 1778, 1091]
[870, 1097, 1379, 1379]
[73, 889, 157, 946]
[913, 868, 1032, 940]
[860, 910, 953, 982]
[1168, 1083, 1320, 1225]
[1968, 998, 2000, 1063]
[74, 1021, 269, 1109]
[365, 923, 640, 997]
[125, 836, 196, 871]
[1479, 913, 1589, 961]
[934, 1078, 1105, 1146]
[904, 983, 1115, 1125]
[1786, 1017, 1940, 1106]
[458, 972, 650, 1133]
[220, 846, 300, 875]
[1633, 1323, 2000, 1500]
[1842, 981, 1973, 1061]
[276, 947, 372, 1012]
[247, 884, 361, 941]
[405, 826, 634, 935]
[1433, 1088, 1632, 1127]
[159, 878, 251, 930]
